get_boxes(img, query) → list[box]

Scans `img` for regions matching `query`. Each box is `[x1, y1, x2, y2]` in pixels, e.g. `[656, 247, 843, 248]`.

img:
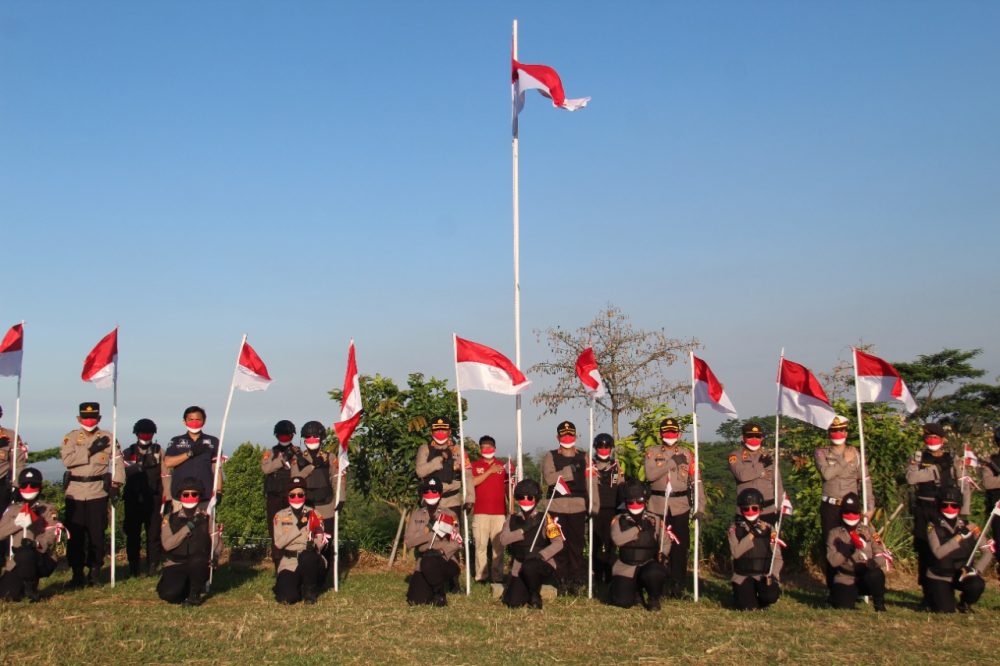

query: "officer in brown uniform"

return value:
[981, 427, 1000, 548]
[728, 488, 782, 610]
[542, 420, 597, 596]
[273, 476, 327, 604]
[923, 486, 993, 613]
[404, 476, 462, 606]
[500, 478, 564, 609]
[415, 416, 475, 514]
[905, 422, 969, 592]
[814, 416, 874, 590]
[261, 420, 298, 566]
[645, 417, 706, 598]
[825, 492, 887, 611]
[609, 482, 671, 610]
[0, 404, 27, 565]
[290, 420, 346, 580]
[592, 432, 622, 585]
[0, 468, 60, 602]
[157, 477, 219, 606]
[60, 402, 124, 588]
[729, 422, 782, 525]
[122, 418, 164, 576]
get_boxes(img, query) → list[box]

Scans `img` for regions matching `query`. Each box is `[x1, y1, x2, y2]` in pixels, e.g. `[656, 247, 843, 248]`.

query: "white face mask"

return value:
[744, 440, 762, 452]
[305, 442, 321, 451]
[187, 427, 202, 435]
[482, 452, 495, 460]
[558, 441, 576, 449]
[518, 501, 536, 513]
[830, 435, 847, 446]
[424, 496, 441, 507]
[289, 499, 306, 510]
[843, 517, 860, 527]
[20, 490, 39, 501]
[181, 500, 199, 510]
[662, 436, 679, 446]
[941, 507, 960, 519]
[926, 443, 943, 452]
[742, 510, 760, 523]
[82, 424, 99, 433]
[627, 506, 645, 516]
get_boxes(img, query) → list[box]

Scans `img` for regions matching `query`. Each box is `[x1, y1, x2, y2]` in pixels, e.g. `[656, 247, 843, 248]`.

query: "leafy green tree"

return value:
[894, 348, 986, 420]
[27, 447, 60, 463]
[216, 442, 268, 548]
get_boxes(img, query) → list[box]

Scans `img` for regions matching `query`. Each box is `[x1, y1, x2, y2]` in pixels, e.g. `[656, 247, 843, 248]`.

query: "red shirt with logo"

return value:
[471, 458, 509, 515]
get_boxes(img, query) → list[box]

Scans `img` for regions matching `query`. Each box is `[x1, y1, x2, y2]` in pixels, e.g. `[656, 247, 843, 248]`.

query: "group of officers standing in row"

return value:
[1, 403, 999, 613]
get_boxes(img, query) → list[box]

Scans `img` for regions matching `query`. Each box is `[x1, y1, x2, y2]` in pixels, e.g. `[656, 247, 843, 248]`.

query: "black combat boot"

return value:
[24, 580, 41, 603]
[129, 560, 141, 577]
[67, 568, 86, 589]
[303, 585, 318, 605]
[87, 567, 103, 587]
[645, 594, 662, 611]
[528, 591, 543, 609]
[873, 596, 887, 612]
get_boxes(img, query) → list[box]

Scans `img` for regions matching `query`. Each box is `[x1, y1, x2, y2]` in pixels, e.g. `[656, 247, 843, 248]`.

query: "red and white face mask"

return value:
[304, 437, 322, 451]
[481, 446, 496, 460]
[80, 418, 99, 432]
[19, 485, 40, 501]
[626, 501, 645, 516]
[741, 507, 761, 522]
[518, 499, 536, 513]
[925, 436, 944, 452]
[829, 431, 848, 445]
[288, 496, 306, 510]
[423, 492, 441, 507]
[276, 434, 294, 445]
[842, 513, 861, 527]
[558, 435, 576, 449]
[186, 419, 204, 434]
[137, 433, 154, 445]
[940, 504, 960, 520]
[180, 492, 201, 510]
[431, 431, 450, 444]
[661, 434, 679, 446]
[596, 448, 613, 460]
[744, 437, 763, 452]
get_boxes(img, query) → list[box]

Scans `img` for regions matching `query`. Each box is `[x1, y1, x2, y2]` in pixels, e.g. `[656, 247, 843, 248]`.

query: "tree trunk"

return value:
[387, 508, 408, 569]
[611, 406, 621, 440]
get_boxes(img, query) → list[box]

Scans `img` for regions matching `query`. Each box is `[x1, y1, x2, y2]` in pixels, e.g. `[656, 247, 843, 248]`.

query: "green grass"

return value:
[1, 563, 998, 664]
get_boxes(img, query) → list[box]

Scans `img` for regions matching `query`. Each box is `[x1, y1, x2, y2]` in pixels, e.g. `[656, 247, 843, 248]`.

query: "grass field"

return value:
[1, 559, 998, 665]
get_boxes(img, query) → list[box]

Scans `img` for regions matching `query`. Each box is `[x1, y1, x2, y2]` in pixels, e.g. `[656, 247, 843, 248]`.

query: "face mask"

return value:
[305, 442, 321, 451]
[137, 435, 153, 445]
[842, 515, 861, 527]
[829, 433, 847, 445]
[518, 500, 536, 513]
[558, 436, 576, 449]
[941, 507, 960, 519]
[288, 498, 306, 510]
[744, 438, 762, 452]
[925, 437, 943, 451]
[181, 499, 200, 510]
[276, 434, 294, 444]
[20, 489, 40, 501]
[742, 509, 760, 522]
[661, 435, 679, 446]
[80, 418, 99, 432]
[431, 432, 450, 444]
[627, 502, 645, 516]
[186, 419, 204, 433]
[596, 449, 612, 460]
[423, 496, 440, 507]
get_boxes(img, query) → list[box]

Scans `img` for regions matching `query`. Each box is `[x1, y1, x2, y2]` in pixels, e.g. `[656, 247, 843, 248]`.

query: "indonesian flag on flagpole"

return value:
[233, 340, 272, 392]
[0, 323, 24, 378]
[81, 328, 118, 389]
[692, 355, 738, 419]
[552, 476, 571, 496]
[575, 347, 606, 398]
[964, 445, 979, 468]
[333, 340, 362, 470]
[778, 358, 838, 429]
[455, 335, 531, 395]
[781, 493, 794, 516]
[512, 57, 590, 134]
[853, 348, 918, 414]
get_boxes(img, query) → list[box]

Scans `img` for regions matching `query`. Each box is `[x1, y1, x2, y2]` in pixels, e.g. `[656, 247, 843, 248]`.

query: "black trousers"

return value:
[65, 496, 109, 574]
[551, 511, 586, 588]
[406, 555, 460, 605]
[732, 576, 781, 611]
[923, 573, 986, 613]
[592, 508, 616, 583]
[503, 558, 553, 608]
[664, 511, 690, 592]
[124, 493, 162, 569]
[274, 550, 324, 604]
[819, 502, 841, 589]
[157, 558, 210, 604]
[266, 495, 286, 566]
[912, 500, 936, 587]
[830, 565, 886, 609]
[608, 561, 669, 608]
[0, 546, 56, 601]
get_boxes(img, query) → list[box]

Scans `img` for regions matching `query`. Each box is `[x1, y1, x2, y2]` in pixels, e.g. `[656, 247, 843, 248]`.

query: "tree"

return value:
[894, 348, 986, 420]
[530, 304, 699, 439]
[216, 442, 269, 550]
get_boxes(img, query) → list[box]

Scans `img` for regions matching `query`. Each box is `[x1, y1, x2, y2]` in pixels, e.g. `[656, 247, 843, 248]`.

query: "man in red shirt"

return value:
[471, 436, 509, 583]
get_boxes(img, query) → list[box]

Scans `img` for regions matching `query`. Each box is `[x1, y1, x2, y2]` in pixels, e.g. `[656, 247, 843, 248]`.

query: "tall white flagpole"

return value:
[453, 334, 472, 595]
[10, 321, 24, 559]
[690, 351, 700, 602]
[587, 396, 594, 599]
[774, 349, 784, 511]
[512, 19, 524, 481]
[333, 450, 343, 592]
[110, 350, 119, 587]
[851, 348, 871, 521]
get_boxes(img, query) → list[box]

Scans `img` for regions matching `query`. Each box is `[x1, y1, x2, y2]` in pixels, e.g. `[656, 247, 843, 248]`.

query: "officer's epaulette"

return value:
[262, 450, 272, 461]
[645, 450, 653, 458]
[742, 450, 750, 461]
[728, 454, 737, 464]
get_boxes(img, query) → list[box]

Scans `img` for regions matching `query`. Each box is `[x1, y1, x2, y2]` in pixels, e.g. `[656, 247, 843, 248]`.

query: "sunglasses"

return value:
[180, 491, 201, 499]
[742, 505, 761, 512]
[515, 494, 536, 501]
[940, 501, 960, 509]
[20, 485, 40, 492]
[288, 492, 306, 499]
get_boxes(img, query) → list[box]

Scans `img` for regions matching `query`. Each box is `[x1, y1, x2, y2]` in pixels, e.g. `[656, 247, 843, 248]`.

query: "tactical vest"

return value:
[988, 453, 1000, 508]
[549, 450, 587, 497]
[617, 514, 658, 565]
[123, 444, 162, 498]
[929, 521, 973, 577]
[265, 446, 293, 496]
[506, 512, 548, 562]
[427, 446, 456, 484]
[597, 462, 619, 507]
[167, 511, 211, 561]
[304, 453, 334, 505]
[917, 451, 955, 498]
[732, 521, 771, 575]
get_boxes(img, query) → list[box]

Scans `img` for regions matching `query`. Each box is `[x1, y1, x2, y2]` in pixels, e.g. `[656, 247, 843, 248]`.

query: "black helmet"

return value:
[737, 488, 765, 509]
[420, 475, 443, 495]
[132, 418, 157, 435]
[840, 492, 862, 516]
[18, 467, 43, 487]
[301, 420, 326, 439]
[177, 477, 205, 495]
[622, 482, 648, 504]
[594, 433, 614, 449]
[937, 486, 963, 507]
[514, 478, 541, 498]
[273, 420, 296, 437]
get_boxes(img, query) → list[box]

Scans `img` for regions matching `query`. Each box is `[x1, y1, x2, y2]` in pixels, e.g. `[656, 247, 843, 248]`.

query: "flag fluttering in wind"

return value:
[575, 347, 606, 398]
[0, 323, 24, 378]
[853, 348, 918, 413]
[552, 476, 571, 496]
[781, 493, 794, 516]
[778, 358, 837, 429]
[692, 355, 738, 418]
[81, 328, 118, 389]
[512, 59, 590, 121]
[333, 340, 362, 470]
[455, 335, 531, 395]
[964, 445, 979, 468]
[233, 340, 272, 392]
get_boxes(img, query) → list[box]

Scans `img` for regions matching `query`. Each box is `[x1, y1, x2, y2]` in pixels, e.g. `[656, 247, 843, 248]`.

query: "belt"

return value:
[651, 490, 687, 498]
[441, 488, 460, 499]
[70, 474, 105, 483]
[822, 496, 842, 506]
[280, 548, 304, 558]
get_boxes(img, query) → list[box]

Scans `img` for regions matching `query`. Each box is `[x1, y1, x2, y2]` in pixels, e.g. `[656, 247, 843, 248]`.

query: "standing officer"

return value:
[273, 476, 327, 604]
[0, 404, 27, 564]
[541, 420, 597, 596]
[0, 468, 60, 602]
[592, 432, 622, 585]
[403, 476, 462, 606]
[923, 486, 993, 613]
[814, 415, 873, 591]
[163, 406, 222, 510]
[60, 402, 124, 588]
[728, 488, 782, 611]
[608, 482, 671, 610]
[645, 417, 705, 598]
[122, 418, 163, 576]
[291, 420, 345, 581]
[261, 420, 297, 566]
[825, 492, 888, 611]
[906, 422, 969, 593]
[500, 478, 563, 609]
[415, 416, 475, 515]
[469, 436, 508, 584]
[981, 427, 1000, 545]
[729, 422, 782, 525]
[157, 477, 218, 606]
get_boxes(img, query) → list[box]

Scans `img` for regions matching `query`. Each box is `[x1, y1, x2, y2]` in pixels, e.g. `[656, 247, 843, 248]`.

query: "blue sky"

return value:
[1, 2, 998, 464]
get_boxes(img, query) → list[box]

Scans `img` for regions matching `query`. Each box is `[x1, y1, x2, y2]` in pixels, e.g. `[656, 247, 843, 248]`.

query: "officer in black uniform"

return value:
[261, 419, 297, 567]
[591, 432, 622, 585]
[923, 486, 993, 613]
[499, 478, 564, 609]
[163, 406, 222, 510]
[608, 482, 670, 610]
[728, 488, 782, 611]
[122, 418, 163, 576]
[157, 477, 217, 606]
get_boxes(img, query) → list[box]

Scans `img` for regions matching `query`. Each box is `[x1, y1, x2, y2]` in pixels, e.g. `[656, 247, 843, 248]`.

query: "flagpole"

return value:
[529, 478, 560, 551]
[512, 19, 524, 482]
[453, 334, 472, 595]
[587, 395, 594, 599]
[851, 348, 871, 521]
[333, 454, 342, 593]
[690, 351, 700, 602]
[207, 334, 244, 591]
[774, 349, 784, 510]
[110, 349, 118, 588]
[10, 323, 23, 559]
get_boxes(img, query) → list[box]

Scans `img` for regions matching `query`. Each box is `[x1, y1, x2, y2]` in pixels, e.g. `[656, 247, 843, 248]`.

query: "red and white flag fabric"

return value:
[575, 347, 606, 398]
[0, 323, 24, 378]
[964, 446, 979, 468]
[692, 355, 738, 419]
[781, 493, 794, 516]
[233, 340, 272, 392]
[777, 358, 838, 429]
[81, 328, 118, 389]
[512, 57, 589, 134]
[333, 340, 362, 470]
[853, 348, 918, 414]
[552, 476, 571, 496]
[455, 335, 531, 395]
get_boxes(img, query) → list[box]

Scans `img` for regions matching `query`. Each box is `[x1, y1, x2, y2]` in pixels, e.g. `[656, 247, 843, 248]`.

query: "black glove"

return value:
[214, 491, 223, 508]
[313, 454, 330, 469]
[422, 548, 442, 558]
[987, 460, 1000, 476]
[0, 436, 10, 447]
[759, 453, 773, 467]
[334, 501, 345, 513]
[18, 538, 36, 550]
[295, 453, 309, 469]
[692, 511, 706, 522]
[186, 513, 206, 531]
[752, 522, 770, 537]
[524, 551, 541, 562]
[108, 484, 121, 502]
[190, 440, 211, 458]
[88, 436, 111, 455]
[463, 503, 474, 514]
[672, 453, 688, 466]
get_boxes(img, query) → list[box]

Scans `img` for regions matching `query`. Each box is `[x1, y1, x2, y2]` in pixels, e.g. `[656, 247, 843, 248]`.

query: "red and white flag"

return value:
[81, 328, 118, 389]
[781, 493, 794, 516]
[575, 347, 606, 398]
[233, 339, 272, 392]
[432, 512, 457, 539]
[455, 335, 531, 395]
[777, 358, 837, 429]
[0, 323, 24, 378]
[333, 340, 362, 470]
[552, 476, 571, 496]
[692, 355, 738, 419]
[853, 348, 918, 414]
[512, 58, 590, 121]
[964, 446, 979, 468]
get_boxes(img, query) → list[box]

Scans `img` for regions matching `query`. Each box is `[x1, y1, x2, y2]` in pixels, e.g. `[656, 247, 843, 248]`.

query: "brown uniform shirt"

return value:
[728, 520, 783, 583]
[499, 512, 564, 577]
[826, 523, 888, 585]
[926, 518, 994, 582]
[728, 447, 783, 514]
[160, 507, 221, 568]
[291, 450, 347, 519]
[415, 442, 475, 510]
[905, 450, 970, 512]
[814, 445, 873, 504]
[0, 426, 27, 481]
[273, 505, 327, 574]
[403, 506, 462, 569]
[610, 512, 670, 579]
[983, 453, 1000, 492]
[644, 444, 706, 517]
[60, 428, 124, 501]
[0, 499, 59, 571]
[541, 447, 597, 514]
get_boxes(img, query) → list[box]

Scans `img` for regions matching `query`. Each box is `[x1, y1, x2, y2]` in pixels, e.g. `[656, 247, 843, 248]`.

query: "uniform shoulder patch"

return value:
[926, 523, 935, 533]
[162, 516, 169, 526]
[645, 450, 653, 458]
[263, 451, 272, 461]
[728, 454, 737, 464]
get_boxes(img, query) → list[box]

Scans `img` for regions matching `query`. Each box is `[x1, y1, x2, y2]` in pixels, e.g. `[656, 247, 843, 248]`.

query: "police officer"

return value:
[500, 478, 563, 609]
[163, 406, 223, 511]
[403, 476, 462, 606]
[814, 416, 873, 591]
[645, 417, 705, 598]
[290, 420, 346, 581]
[906, 422, 969, 592]
[592, 432, 622, 585]
[729, 422, 782, 525]
[415, 416, 475, 514]
[122, 418, 164, 576]
[273, 476, 327, 604]
[825, 492, 888, 611]
[541, 420, 597, 596]
[157, 477, 218, 606]
[261, 420, 298, 566]
[608, 482, 670, 610]
[0, 404, 27, 564]
[60, 402, 124, 588]
[981, 427, 1000, 545]
[0, 468, 60, 602]
[728, 488, 782, 611]
[924, 486, 993, 613]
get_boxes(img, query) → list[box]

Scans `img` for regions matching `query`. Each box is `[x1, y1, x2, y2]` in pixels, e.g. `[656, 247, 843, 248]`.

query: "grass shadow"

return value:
[209, 563, 264, 594]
